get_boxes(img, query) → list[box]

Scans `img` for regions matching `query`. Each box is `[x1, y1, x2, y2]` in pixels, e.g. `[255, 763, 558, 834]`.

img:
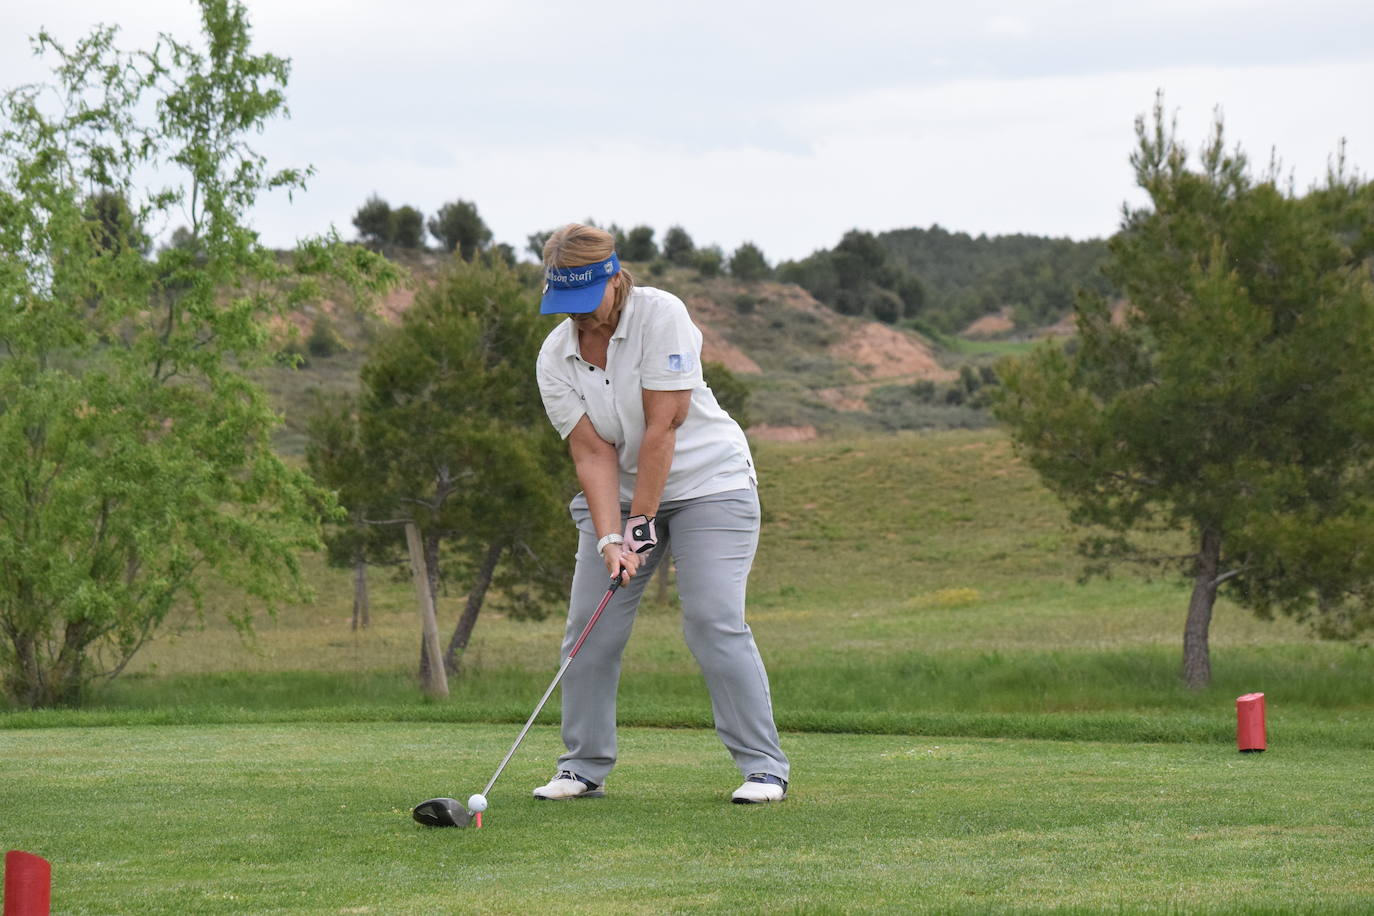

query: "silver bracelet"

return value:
[596, 533, 624, 556]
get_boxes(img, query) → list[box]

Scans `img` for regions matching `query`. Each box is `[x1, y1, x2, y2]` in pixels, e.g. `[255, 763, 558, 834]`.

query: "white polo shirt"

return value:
[536, 286, 756, 504]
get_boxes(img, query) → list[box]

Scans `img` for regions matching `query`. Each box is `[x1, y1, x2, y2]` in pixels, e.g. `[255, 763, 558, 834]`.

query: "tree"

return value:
[336, 259, 576, 680]
[878, 224, 1113, 333]
[392, 205, 425, 250]
[352, 196, 425, 251]
[0, 0, 398, 707]
[428, 199, 492, 260]
[663, 225, 696, 265]
[694, 245, 725, 278]
[779, 230, 924, 323]
[84, 190, 150, 256]
[994, 98, 1374, 688]
[305, 394, 392, 631]
[352, 194, 393, 249]
[729, 242, 771, 281]
[621, 225, 658, 261]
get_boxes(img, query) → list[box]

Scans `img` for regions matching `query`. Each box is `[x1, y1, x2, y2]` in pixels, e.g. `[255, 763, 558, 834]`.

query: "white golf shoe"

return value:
[532, 770, 605, 800]
[731, 773, 788, 804]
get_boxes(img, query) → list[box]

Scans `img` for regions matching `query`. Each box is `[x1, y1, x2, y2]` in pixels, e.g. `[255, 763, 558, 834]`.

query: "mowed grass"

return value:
[3, 723, 1372, 914]
[13, 430, 1365, 744]
[5, 429, 1374, 912]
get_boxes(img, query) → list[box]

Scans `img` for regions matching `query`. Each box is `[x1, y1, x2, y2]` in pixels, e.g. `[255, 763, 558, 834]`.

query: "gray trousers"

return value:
[556, 485, 789, 785]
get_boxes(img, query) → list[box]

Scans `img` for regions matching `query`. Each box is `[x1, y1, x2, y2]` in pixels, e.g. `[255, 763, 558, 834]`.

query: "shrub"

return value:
[307, 314, 347, 358]
[729, 242, 771, 281]
[694, 245, 724, 277]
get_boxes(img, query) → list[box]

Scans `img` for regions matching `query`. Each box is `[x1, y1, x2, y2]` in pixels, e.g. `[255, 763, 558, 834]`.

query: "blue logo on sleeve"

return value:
[667, 354, 695, 372]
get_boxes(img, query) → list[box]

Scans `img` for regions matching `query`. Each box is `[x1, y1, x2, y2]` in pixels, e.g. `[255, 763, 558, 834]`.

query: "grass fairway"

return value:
[5, 429, 1373, 912]
[3, 723, 1371, 914]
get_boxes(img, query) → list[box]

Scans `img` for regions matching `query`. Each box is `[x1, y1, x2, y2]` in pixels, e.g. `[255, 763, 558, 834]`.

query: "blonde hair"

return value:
[542, 223, 634, 310]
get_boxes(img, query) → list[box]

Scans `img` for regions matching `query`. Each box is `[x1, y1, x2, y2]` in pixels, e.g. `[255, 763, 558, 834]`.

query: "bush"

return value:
[352, 195, 392, 249]
[622, 225, 658, 261]
[307, 314, 347, 358]
[428, 199, 492, 259]
[694, 246, 724, 278]
[703, 361, 752, 428]
[729, 242, 771, 281]
[391, 205, 425, 249]
[352, 196, 425, 250]
[663, 225, 695, 265]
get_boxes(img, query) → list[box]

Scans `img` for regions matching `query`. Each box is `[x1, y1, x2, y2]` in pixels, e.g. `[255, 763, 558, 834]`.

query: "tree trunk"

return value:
[1182, 527, 1222, 689]
[4, 631, 42, 708]
[351, 554, 369, 631]
[444, 541, 503, 675]
[50, 619, 92, 706]
[405, 521, 448, 699]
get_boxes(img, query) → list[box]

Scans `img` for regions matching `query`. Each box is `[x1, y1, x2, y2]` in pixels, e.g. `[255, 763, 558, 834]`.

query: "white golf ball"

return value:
[467, 793, 488, 812]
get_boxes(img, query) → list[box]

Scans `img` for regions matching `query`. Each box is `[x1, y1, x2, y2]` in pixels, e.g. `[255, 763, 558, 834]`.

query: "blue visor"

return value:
[540, 253, 620, 315]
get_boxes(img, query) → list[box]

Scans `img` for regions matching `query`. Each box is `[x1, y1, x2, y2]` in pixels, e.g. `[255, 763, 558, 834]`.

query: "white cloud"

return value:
[987, 15, 1031, 38]
[5, 2, 1373, 261]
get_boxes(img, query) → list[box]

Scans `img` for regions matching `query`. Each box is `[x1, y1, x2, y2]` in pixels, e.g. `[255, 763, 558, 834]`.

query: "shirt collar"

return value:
[556, 319, 580, 361]
[556, 294, 635, 361]
[611, 293, 635, 340]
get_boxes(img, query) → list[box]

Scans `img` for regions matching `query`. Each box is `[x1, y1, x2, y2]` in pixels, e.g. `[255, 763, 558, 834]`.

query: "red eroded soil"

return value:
[830, 322, 955, 383]
[962, 307, 1015, 338]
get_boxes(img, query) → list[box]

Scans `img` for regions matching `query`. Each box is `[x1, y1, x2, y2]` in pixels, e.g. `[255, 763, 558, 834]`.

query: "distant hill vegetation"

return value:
[261, 202, 1117, 444]
[779, 225, 1115, 336]
[880, 225, 1115, 334]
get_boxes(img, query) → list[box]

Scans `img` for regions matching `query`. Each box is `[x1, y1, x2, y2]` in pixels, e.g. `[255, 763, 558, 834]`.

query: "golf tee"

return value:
[475, 812, 482, 829]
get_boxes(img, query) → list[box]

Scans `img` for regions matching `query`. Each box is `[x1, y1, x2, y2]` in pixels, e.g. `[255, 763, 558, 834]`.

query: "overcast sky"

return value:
[3, 1, 1371, 262]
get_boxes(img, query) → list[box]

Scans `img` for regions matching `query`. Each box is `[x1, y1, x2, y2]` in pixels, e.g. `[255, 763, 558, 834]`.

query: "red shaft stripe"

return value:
[568, 578, 620, 659]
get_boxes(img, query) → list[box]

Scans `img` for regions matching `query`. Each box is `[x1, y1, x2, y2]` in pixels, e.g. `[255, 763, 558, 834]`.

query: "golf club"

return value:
[412, 573, 624, 828]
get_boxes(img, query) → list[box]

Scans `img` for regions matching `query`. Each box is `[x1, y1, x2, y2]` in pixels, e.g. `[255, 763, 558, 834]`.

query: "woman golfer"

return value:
[532, 223, 789, 804]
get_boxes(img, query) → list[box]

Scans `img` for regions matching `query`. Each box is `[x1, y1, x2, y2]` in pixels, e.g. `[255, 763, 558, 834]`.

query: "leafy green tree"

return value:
[663, 225, 696, 265]
[879, 224, 1112, 333]
[777, 250, 838, 302]
[779, 230, 924, 323]
[339, 260, 576, 678]
[392, 205, 425, 250]
[352, 194, 393, 249]
[621, 225, 658, 261]
[353, 197, 424, 251]
[693, 245, 725, 277]
[428, 199, 492, 260]
[84, 190, 150, 256]
[305, 394, 393, 631]
[0, 0, 398, 707]
[995, 99, 1374, 688]
[729, 242, 771, 281]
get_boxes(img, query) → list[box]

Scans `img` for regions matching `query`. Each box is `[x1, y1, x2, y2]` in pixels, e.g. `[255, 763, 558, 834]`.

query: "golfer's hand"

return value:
[603, 543, 641, 581]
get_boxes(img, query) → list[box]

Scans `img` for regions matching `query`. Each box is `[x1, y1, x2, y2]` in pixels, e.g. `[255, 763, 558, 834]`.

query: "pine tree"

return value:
[995, 98, 1374, 687]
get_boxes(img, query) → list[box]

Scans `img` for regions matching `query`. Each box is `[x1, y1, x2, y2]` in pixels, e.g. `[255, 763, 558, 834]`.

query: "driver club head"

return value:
[412, 797, 474, 828]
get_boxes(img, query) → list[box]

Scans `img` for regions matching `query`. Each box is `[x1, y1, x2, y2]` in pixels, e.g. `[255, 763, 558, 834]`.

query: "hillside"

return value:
[262, 253, 1008, 452]
[878, 224, 1114, 334]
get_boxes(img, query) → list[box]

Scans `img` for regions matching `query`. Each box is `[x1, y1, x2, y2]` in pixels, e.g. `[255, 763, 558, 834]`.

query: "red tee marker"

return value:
[1236, 692, 1266, 752]
[4, 850, 51, 916]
